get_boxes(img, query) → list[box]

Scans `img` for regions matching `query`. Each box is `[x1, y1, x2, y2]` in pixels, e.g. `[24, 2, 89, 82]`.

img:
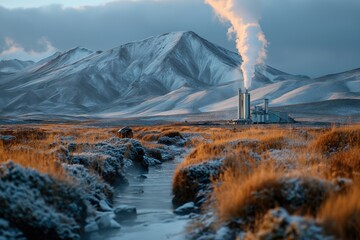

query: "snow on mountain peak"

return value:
[0, 31, 359, 119]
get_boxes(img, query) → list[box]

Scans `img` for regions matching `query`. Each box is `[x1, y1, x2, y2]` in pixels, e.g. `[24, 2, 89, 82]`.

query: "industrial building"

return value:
[233, 89, 294, 124]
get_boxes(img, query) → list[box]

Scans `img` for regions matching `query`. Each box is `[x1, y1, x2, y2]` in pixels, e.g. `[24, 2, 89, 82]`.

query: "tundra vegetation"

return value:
[172, 124, 360, 239]
[0, 123, 359, 239]
[0, 124, 187, 239]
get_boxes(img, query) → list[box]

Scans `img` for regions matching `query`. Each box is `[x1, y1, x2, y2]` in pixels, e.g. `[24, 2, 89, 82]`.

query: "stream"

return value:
[87, 151, 189, 240]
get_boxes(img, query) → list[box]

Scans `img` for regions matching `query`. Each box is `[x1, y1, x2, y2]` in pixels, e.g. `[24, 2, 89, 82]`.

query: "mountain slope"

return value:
[0, 31, 359, 119]
[0, 59, 34, 74]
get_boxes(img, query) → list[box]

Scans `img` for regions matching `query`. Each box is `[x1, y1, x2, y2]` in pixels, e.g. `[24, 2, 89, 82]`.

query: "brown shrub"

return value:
[213, 168, 335, 230]
[172, 168, 198, 206]
[326, 147, 360, 181]
[172, 159, 223, 207]
[160, 131, 184, 139]
[313, 125, 360, 154]
[257, 136, 286, 153]
[319, 186, 360, 239]
[0, 125, 116, 179]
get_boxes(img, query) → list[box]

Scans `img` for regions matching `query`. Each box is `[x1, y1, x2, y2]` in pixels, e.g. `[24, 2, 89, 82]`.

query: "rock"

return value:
[144, 156, 162, 166]
[136, 174, 148, 179]
[84, 221, 99, 233]
[114, 205, 137, 221]
[161, 151, 175, 162]
[254, 208, 327, 240]
[158, 136, 186, 147]
[145, 148, 163, 161]
[96, 212, 121, 230]
[158, 136, 177, 145]
[118, 127, 133, 139]
[174, 202, 199, 215]
[99, 200, 112, 212]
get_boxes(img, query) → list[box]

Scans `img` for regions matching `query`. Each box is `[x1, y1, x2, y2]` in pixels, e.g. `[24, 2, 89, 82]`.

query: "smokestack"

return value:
[238, 88, 243, 119]
[243, 89, 250, 120]
[264, 98, 269, 114]
[238, 88, 250, 120]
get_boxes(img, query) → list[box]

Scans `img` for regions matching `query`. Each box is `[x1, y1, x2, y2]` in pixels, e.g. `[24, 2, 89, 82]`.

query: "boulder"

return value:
[174, 202, 199, 215]
[84, 220, 98, 233]
[99, 200, 113, 212]
[145, 148, 163, 161]
[114, 205, 137, 221]
[95, 212, 121, 230]
[118, 127, 133, 139]
[144, 157, 162, 166]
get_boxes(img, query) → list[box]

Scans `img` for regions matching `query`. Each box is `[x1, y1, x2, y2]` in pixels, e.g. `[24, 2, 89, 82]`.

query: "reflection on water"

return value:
[86, 154, 188, 240]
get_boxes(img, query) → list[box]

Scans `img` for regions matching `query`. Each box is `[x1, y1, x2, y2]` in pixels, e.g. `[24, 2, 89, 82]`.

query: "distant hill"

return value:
[0, 31, 359, 119]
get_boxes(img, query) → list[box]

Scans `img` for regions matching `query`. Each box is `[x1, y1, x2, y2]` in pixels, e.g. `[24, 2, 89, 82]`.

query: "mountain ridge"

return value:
[0, 31, 359, 119]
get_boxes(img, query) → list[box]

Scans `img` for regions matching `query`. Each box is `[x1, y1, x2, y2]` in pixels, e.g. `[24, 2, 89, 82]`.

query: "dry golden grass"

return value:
[310, 124, 360, 183]
[171, 123, 360, 237]
[313, 124, 360, 154]
[174, 125, 296, 171]
[0, 127, 64, 178]
[0, 125, 118, 178]
[318, 186, 360, 239]
[211, 165, 335, 230]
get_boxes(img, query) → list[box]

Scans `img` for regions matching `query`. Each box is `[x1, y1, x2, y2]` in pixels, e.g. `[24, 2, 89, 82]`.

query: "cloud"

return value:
[205, 0, 267, 89]
[0, 0, 359, 76]
[0, 37, 57, 61]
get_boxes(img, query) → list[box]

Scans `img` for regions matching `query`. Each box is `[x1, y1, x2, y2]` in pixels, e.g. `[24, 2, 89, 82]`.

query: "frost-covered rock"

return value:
[145, 148, 163, 161]
[253, 208, 328, 240]
[174, 202, 199, 215]
[95, 212, 121, 230]
[114, 205, 137, 221]
[117, 127, 133, 138]
[158, 136, 187, 147]
[0, 161, 87, 240]
[84, 220, 99, 233]
[99, 200, 113, 212]
[144, 156, 162, 166]
[172, 159, 223, 207]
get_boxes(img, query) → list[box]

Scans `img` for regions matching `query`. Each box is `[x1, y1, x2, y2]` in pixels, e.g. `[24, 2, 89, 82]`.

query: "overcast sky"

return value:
[0, 0, 359, 77]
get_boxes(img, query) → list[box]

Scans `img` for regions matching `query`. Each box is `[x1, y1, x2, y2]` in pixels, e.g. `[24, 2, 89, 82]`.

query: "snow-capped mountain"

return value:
[0, 31, 359, 119]
[0, 59, 34, 74]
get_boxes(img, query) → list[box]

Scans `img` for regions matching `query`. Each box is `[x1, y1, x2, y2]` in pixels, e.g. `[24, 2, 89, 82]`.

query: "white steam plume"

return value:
[205, 0, 267, 89]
